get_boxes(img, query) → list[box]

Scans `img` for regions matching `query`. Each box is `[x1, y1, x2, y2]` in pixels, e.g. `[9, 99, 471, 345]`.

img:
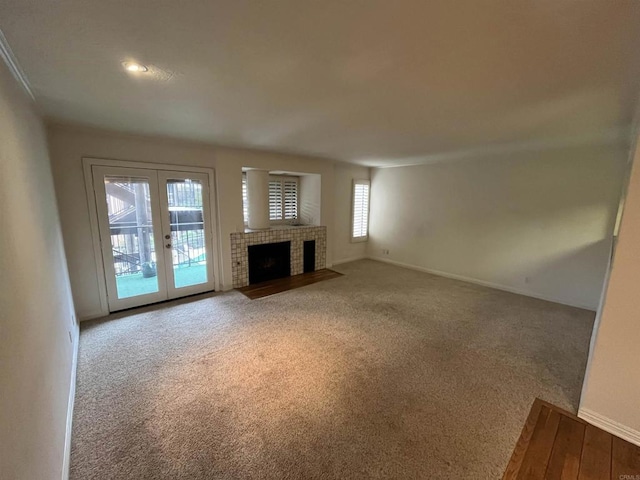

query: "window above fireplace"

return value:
[269, 176, 298, 222]
[242, 173, 299, 225]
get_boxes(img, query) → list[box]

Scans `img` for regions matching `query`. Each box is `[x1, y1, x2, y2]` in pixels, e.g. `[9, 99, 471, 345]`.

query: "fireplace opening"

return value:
[248, 241, 291, 284]
[303, 240, 316, 273]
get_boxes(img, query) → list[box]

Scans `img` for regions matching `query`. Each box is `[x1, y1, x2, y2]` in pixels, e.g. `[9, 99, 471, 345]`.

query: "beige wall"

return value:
[333, 162, 370, 264]
[367, 145, 628, 310]
[580, 136, 640, 440]
[47, 124, 345, 320]
[299, 174, 321, 226]
[0, 62, 76, 477]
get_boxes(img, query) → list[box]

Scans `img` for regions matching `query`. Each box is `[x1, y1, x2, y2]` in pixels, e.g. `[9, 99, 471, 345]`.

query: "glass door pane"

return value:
[93, 165, 168, 313]
[104, 176, 160, 299]
[165, 178, 208, 289]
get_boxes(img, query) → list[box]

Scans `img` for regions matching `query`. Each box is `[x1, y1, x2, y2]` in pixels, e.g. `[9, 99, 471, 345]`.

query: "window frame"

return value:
[351, 179, 370, 243]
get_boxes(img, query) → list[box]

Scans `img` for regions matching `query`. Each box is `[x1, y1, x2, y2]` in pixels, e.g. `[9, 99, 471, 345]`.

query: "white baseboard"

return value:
[369, 256, 597, 311]
[78, 310, 106, 322]
[579, 408, 640, 447]
[331, 256, 367, 266]
[61, 324, 79, 480]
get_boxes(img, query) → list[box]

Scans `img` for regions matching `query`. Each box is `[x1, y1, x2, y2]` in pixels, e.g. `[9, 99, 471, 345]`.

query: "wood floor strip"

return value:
[517, 406, 562, 479]
[612, 435, 640, 479]
[534, 399, 587, 426]
[544, 415, 585, 479]
[577, 425, 612, 480]
[236, 269, 343, 299]
[505, 399, 640, 480]
[503, 399, 545, 480]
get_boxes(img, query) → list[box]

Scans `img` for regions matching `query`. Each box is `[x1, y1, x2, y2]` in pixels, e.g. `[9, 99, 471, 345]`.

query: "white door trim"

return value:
[82, 157, 221, 318]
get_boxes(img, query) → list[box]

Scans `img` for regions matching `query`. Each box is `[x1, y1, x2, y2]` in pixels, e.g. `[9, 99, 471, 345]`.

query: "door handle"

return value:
[166, 243, 172, 249]
[164, 234, 171, 240]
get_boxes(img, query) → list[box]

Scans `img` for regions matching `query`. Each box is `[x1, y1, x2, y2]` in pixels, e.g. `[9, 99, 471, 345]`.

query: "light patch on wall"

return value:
[356, 127, 631, 168]
[146, 63, 180, 82]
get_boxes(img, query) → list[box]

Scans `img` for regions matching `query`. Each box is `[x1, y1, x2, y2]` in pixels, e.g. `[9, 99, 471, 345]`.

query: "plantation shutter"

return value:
[283, 180, 298, 219]
[352, 180, 370, 241]
[269, 180, 283, 220]
[242, 173, 248, 223]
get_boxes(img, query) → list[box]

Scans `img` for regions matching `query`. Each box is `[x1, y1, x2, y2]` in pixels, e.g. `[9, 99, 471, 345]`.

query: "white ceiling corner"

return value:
[0, 28, 34, 100]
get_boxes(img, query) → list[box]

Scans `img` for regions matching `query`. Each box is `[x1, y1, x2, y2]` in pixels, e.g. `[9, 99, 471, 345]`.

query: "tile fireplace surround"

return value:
[231, 225, 327, 288]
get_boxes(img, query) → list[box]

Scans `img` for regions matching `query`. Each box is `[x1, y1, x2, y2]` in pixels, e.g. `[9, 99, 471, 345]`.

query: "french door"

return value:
[92, 165, 215, 312]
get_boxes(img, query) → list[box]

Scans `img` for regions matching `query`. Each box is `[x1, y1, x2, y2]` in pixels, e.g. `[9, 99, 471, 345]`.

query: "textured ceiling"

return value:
[1, 0, 640, 166]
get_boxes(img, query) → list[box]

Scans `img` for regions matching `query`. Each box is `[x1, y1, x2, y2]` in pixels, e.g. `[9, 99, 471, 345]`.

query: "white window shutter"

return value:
[269, 180, 283, 220]
[242, 173, 248, 223]
[283, 180, 298, 219]
[352, 180, 370, 241]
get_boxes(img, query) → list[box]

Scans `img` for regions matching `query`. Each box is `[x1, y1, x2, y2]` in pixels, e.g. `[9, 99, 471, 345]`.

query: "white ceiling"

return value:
[1, 1, 639, 167]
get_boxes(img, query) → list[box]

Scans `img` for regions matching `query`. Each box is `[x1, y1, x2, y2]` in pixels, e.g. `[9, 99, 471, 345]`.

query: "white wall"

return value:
[0, 62, 76, 478]
[579, 135, 640, 443]
[367, 145, 628, 310]
[246, 169, 270, 229]
[46, 124, 345, 320]
[299, 174, 321, 225]
[333, 162, 370, 264]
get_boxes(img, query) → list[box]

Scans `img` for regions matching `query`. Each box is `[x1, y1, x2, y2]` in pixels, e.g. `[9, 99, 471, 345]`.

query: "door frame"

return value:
[83, 157, 221, 317]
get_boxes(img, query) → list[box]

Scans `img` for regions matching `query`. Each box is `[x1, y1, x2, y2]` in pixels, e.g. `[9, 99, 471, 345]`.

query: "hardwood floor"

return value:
[503, 398, 640, 479]
[236, 269, 343, 299]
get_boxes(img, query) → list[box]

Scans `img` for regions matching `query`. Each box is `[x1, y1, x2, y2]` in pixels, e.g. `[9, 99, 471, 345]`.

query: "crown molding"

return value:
[0, 28, 35, 101]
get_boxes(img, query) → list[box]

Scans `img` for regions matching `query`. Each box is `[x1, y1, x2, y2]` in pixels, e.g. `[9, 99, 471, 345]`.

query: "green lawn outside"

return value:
[115, 264, 208, 299]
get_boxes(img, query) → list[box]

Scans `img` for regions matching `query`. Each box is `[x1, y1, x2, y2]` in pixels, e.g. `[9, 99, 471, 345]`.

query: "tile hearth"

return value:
[231, 226, 327, 288]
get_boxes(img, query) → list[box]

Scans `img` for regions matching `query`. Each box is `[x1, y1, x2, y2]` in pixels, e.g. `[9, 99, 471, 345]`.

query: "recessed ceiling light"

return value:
[122, 62, 148, 73]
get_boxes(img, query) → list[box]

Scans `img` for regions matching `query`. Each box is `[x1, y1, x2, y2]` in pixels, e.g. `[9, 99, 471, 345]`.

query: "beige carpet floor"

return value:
[71, 259, 595, 479]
